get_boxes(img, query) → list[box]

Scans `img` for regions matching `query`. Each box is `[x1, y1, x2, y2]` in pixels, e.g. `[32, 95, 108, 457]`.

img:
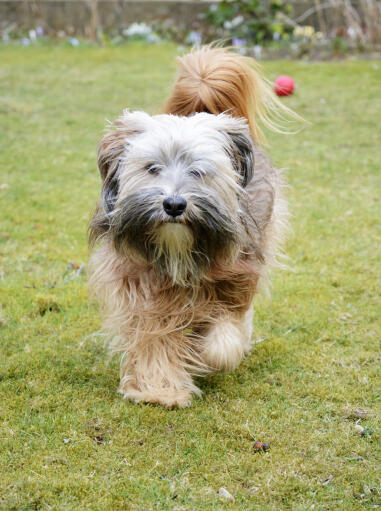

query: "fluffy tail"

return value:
[162, 45, 300, 145]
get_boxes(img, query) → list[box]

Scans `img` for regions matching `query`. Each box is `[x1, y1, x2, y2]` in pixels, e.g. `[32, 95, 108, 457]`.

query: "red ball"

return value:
[274, 75, 295, 96]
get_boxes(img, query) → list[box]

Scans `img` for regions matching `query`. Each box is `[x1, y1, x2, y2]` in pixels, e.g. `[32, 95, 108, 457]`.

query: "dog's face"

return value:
[90, 111, 255, 284]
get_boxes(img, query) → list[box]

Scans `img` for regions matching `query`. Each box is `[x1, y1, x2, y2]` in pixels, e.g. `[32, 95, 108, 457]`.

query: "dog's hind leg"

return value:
[200, 307, 254, 372]
[118, 334, 201, 408]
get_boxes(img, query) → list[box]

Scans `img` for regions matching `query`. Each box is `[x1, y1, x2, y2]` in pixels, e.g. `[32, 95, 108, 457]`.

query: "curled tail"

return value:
[162, 45, 300, 145]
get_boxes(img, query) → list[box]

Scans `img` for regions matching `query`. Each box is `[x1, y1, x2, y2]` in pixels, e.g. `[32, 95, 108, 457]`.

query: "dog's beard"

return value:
[152, 223, 195, 285]
[110, 189, 239, 284]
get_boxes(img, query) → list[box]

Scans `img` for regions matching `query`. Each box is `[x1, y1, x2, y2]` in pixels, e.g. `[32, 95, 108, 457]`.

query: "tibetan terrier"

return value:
[88, 46, 296, 407]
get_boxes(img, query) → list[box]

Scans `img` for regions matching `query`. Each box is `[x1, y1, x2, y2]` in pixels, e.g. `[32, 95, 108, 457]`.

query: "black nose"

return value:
[163, 196, 187, 217]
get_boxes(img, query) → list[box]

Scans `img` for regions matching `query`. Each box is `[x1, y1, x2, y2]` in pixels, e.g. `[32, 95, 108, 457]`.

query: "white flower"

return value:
[231, 15, 244, 28]
[253, 45, 262, 58]
[293, 25, 315, 39]
[187, 31, 202, 45]
[123, 23, 152, 38]
[304, 26, 315, 38]
[347, 27, 358, 39]
[147, 33, 161, 44]
[293, 26, 304, 37]
[69, 38, 79, 47]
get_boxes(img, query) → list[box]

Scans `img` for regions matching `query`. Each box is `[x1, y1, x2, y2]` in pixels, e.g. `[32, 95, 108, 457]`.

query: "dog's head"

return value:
[90, 111, 255, 284]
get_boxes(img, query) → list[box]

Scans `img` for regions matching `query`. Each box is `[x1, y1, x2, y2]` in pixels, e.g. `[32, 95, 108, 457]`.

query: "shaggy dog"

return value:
[89, 47, 296, 407]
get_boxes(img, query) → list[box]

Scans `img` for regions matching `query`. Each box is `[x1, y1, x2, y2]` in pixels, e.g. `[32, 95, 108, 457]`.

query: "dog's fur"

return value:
[88, 47, 294, 407]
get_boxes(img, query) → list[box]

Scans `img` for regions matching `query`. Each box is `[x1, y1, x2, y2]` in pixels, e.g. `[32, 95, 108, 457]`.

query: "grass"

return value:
[0, 43, 380, 510]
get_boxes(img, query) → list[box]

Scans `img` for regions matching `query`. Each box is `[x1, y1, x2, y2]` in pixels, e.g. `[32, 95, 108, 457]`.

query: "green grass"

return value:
[0, 44, 380, 510]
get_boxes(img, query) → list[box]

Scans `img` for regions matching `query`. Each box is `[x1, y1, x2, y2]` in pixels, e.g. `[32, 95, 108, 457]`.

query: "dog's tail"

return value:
[162, 45, 300, 145]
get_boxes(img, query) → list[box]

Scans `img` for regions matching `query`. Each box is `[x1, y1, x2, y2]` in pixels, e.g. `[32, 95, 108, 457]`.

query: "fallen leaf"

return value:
[217, 487, 235, 502]
[321, 475, 334, 486]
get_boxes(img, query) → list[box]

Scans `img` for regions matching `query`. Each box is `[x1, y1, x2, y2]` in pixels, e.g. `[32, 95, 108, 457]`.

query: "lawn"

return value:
[0, 44, 380, 510]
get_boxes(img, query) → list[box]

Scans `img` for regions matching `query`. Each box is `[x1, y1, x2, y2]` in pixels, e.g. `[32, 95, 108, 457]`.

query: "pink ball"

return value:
[274, 75, 295, 96]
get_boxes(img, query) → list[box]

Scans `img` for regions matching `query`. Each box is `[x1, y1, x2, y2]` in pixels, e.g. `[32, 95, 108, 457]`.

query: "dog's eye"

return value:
[189, 168, 205, 178]
[146, 164, 161, 175]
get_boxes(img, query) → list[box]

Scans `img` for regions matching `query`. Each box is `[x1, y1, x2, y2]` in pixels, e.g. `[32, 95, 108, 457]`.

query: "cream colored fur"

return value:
[201, 308, 254, 372]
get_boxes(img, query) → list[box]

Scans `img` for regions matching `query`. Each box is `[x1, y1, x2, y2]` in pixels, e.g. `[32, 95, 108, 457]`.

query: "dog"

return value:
[88, 46, 296, 407]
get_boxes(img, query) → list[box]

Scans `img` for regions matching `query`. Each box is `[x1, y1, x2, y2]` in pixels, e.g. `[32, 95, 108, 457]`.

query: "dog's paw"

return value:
[120, 385, 193, 408]
[201, 321, 246, 372]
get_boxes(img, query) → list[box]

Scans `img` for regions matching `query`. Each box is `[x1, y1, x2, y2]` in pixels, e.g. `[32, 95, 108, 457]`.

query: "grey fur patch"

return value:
[227, 132, 255, 188]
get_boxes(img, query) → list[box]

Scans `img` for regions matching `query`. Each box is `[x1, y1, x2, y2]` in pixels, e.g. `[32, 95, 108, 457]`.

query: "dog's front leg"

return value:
[200, 308, 254, 372]
[118, 334, 200, 408]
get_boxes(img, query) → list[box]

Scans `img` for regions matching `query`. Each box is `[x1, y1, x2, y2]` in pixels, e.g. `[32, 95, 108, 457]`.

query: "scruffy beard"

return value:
[151, 223, 196, 285]
[108, 189, 240, 285]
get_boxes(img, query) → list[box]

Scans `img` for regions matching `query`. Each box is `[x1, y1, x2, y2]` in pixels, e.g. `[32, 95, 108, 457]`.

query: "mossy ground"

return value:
[0, 44, 380, 510]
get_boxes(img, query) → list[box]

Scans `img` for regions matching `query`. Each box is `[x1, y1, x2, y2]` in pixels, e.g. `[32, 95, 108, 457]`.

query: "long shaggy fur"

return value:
[162, 45, 301, 144]
[88, 46, 293, 408]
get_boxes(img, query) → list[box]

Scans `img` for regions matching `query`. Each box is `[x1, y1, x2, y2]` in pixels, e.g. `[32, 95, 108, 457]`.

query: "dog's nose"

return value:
[163, 196, 187, 217]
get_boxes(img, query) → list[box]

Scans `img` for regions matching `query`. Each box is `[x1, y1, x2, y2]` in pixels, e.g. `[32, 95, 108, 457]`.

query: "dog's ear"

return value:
[227, 130, 255, 188]
[98, 111, 149, 212]
[98, 128, 122, 213]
